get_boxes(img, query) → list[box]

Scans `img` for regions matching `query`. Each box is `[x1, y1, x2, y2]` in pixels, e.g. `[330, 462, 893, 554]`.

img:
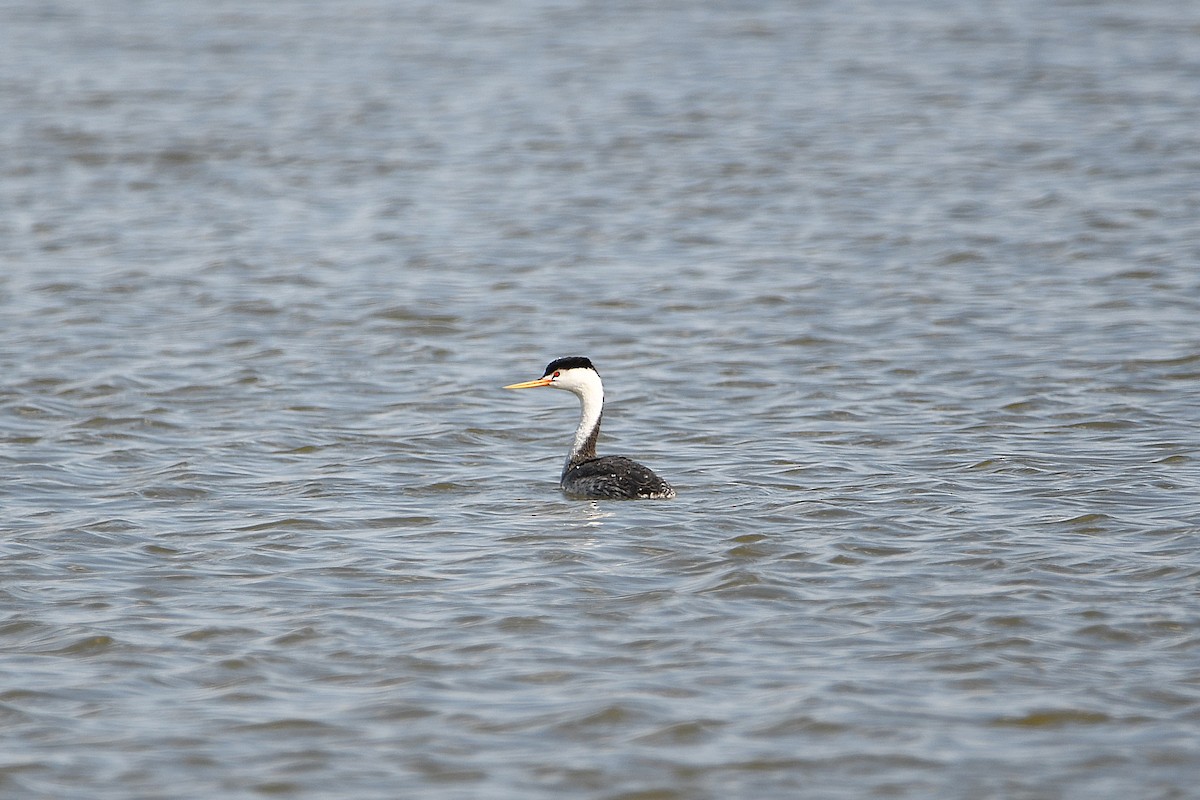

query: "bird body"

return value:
[560, 455, 674, 500]
[504, 356, 675, 500]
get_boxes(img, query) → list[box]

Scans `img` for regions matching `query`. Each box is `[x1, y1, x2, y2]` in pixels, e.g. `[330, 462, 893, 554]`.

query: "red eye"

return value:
[552, 371, 561, 378]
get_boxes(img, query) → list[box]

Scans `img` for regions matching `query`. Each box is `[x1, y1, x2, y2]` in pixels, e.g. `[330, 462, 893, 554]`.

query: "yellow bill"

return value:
[503, 377, 553, 390]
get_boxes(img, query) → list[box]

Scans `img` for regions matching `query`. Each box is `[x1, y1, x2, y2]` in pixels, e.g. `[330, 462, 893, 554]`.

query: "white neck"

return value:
[564, 370, 604, 473]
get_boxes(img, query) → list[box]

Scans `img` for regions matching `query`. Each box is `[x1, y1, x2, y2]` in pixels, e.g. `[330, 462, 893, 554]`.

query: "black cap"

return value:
[543, 356, 597, 376]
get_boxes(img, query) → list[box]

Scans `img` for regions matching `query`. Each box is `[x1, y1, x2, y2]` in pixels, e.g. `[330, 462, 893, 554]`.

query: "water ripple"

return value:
[3, 0, 1200, 798]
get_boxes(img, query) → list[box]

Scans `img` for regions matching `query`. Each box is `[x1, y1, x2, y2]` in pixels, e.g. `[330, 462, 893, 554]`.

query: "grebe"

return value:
[503, 356, 676, 500]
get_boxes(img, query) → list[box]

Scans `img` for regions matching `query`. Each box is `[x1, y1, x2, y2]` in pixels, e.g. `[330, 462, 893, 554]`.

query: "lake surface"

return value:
[2, 1, 1199, 797]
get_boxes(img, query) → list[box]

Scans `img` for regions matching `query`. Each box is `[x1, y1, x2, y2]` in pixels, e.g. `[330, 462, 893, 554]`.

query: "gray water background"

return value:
[2, 0, 1200, 797]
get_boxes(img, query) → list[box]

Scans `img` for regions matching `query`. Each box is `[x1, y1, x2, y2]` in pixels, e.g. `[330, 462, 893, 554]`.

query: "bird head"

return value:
[504, 356, 601, 397]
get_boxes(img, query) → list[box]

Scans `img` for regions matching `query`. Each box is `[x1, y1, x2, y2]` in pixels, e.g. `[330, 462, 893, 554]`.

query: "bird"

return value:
[503, 356, 676, 500]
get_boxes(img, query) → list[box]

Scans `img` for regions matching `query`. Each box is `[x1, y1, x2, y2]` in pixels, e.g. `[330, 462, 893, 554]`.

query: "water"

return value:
[2, 0, 1199, 797]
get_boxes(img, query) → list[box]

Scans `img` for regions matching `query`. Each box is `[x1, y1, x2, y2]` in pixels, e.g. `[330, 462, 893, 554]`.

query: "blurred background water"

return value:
[2, 0, 1199, 798]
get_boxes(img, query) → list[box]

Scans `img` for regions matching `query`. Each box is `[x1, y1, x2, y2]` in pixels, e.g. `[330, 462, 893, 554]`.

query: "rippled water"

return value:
[3, 1, 1199, 797]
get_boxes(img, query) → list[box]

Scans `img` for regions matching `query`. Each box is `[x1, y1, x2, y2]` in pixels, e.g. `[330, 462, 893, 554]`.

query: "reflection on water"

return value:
[2, 0, 1199, 798]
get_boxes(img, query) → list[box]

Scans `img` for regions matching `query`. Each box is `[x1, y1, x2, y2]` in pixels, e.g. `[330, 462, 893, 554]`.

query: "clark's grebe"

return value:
[503, 356, 676, 500]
